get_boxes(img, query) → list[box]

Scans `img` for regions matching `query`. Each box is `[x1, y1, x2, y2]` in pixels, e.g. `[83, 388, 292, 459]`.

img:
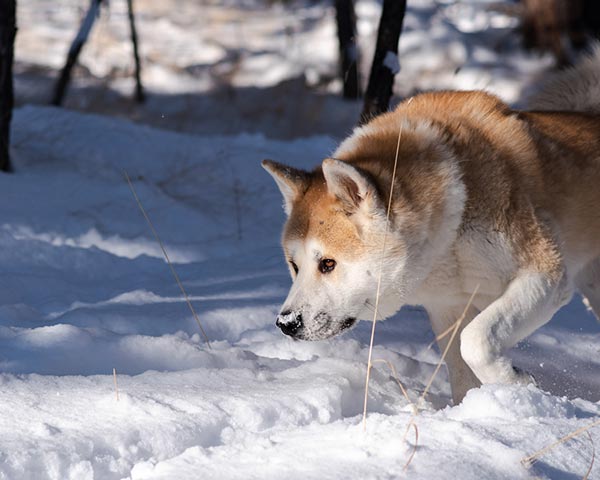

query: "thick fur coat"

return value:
[263, 46, 600, 404]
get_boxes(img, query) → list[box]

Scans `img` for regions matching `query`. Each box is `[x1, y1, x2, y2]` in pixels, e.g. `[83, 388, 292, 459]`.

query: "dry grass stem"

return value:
[124, 171, 211, 349]
[373, 358, 419, 470]
[372, 358, 416, 414]
[426, 322, 456, 351]
[583, 431, 596, 480]
[521, 418, 600, 469]
[402, 420, 419, 471]
[362, 121, 404, 431]
[417, 285, 479, 408]
[395, 287, 478, 471]
[113, 368, 120, 402]
[370, 358, 419, 469]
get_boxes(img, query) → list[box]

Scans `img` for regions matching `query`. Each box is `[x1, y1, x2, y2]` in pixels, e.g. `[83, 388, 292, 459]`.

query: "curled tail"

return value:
[528, 44, 600, 114]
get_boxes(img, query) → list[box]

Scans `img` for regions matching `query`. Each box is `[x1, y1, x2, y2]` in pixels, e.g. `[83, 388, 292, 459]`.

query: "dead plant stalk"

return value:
[362, 119, 404, 431]
[124, 171, 211, 348]
[521, 418, 600, 474]
[113, 367, 120, 402]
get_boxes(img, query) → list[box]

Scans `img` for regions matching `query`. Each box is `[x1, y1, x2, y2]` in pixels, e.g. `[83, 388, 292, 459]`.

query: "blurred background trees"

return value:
[52, 0, 144, 106]
[0, 0, 16, 172]
[5, 0, 600, 153]
[335, 0, 361, 100]
[521, 0, 600, 65]
[359, 0, 406, 123]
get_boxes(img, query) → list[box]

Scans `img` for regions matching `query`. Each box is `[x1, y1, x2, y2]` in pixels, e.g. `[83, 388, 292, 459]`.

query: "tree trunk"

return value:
[0, 0, 16, 173]
[520, 0, 600, 63]
[51, 0, 102, 106]
[360, 0, 407, 125]
[582, 0, 600, 41]
[335, 0, 361, 100]
[521, 0, 568, 65]
[127, 0, 145, 103]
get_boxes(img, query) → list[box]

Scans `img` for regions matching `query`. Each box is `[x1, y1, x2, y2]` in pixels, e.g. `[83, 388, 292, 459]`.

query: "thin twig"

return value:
[370, 358, 419, 469]
[583, 431, 596, 480]
[521, 418, 600, 468]
[124, 171, 211, 348]
[363, 119, 404, 431]
[402, 420, 419, 471]
[393, 287, 478, 471]
[372, 359, 414, 410]
[113, 367, 120, 402]
[426, 321, 456, 351]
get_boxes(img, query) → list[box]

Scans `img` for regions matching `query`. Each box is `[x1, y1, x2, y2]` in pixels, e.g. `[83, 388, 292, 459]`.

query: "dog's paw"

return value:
[513, 366, 537, 386]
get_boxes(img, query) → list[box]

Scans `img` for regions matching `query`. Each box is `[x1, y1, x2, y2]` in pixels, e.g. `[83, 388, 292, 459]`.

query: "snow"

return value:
[2, 104, 599, 480]
[4, 0, 600, 479]
[383, 51, 401, 75]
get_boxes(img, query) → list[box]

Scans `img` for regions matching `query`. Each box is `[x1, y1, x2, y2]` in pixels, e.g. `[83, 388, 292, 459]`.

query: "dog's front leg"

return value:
[427, 304, 482, 404]
[459, 270, 572, 385]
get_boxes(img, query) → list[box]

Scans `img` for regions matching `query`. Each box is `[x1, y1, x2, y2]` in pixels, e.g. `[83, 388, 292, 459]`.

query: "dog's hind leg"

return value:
[575, 257, 600, 322]
[427, 304, 482, 405]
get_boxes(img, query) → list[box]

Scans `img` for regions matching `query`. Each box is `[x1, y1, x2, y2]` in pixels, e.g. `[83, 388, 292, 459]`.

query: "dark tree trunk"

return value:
[127, 0, 145, 103]
[0, 0, 16, 173]
[335, 0, 361, 99]
[582, 0, 600, 41]
[520, 0, 600, 63]
[360, 0, 406, 125]
[51, 0, 102, 106]
[521, 0, 568, 65]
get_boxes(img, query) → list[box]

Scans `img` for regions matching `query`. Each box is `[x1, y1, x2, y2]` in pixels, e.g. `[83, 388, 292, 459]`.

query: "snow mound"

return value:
[449, 384, 577, 421]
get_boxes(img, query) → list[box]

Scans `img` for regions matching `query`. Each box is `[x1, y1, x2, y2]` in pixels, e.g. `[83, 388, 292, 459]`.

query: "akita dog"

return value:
[263, 47, 600, 404]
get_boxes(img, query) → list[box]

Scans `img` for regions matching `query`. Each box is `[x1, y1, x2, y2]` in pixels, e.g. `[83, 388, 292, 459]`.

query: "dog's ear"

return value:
[262, 159, 309, 215]
[322, 158, 380, 214]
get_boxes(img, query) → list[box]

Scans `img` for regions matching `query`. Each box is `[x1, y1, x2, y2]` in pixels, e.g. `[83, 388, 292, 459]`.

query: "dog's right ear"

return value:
[322, 158, 381, 215]
[262, 159, 309, 215]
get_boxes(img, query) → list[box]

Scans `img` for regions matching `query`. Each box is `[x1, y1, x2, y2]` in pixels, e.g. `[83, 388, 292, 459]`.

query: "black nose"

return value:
[276, 310, 303, 337]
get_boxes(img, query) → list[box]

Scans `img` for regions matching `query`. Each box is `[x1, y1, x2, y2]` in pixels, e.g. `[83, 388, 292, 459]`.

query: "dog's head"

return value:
[262, 157, 415, 340]
[263, 118, 466, 341]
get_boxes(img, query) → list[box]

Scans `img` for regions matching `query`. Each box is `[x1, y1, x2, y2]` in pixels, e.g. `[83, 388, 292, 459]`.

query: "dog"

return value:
[262, 46, 600, 404]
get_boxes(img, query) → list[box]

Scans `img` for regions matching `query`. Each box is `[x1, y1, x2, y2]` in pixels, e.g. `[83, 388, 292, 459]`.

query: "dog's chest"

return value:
[413, 229, 517, 310]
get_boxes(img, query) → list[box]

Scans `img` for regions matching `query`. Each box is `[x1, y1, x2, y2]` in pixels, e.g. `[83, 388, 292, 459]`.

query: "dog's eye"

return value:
[290, 261, 299, 274]
[318, 258, 336, 274]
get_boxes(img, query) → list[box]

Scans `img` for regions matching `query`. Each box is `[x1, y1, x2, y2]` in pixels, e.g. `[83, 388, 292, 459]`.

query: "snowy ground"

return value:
[4, 0, 600, 479]
[2, 105, 599, 480]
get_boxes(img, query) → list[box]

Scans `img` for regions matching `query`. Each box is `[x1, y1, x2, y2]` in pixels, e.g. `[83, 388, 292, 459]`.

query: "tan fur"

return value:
[282, 174, 365, 261]
[339, 91, 600, 274]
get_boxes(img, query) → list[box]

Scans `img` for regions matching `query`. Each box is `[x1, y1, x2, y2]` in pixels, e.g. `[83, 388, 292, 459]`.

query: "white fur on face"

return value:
[280, 234, 412, 340]
[281, 238, 355, 340]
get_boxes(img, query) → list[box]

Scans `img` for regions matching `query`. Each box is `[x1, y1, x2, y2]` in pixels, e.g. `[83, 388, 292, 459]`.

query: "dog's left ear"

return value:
[322, 158, 380, 214]
[262, 159, 309, 215]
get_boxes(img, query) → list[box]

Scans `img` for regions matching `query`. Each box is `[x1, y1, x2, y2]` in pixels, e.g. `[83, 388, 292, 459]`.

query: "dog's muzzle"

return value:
[276, 310, 303, 337]
[341, 317, 356, 330]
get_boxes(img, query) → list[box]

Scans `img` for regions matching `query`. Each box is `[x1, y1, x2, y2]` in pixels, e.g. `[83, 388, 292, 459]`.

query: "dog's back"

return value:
[336, 56, 600, 272]
[529, 43, 600, 114]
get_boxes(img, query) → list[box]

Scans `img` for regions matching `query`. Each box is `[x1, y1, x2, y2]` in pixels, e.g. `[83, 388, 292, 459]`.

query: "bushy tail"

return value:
[528, 43, 600, 114]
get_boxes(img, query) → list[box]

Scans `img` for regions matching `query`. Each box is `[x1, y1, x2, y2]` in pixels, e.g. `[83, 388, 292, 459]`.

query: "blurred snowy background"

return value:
[1, 0, 599, 478]
[13, 0, 559, 138]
